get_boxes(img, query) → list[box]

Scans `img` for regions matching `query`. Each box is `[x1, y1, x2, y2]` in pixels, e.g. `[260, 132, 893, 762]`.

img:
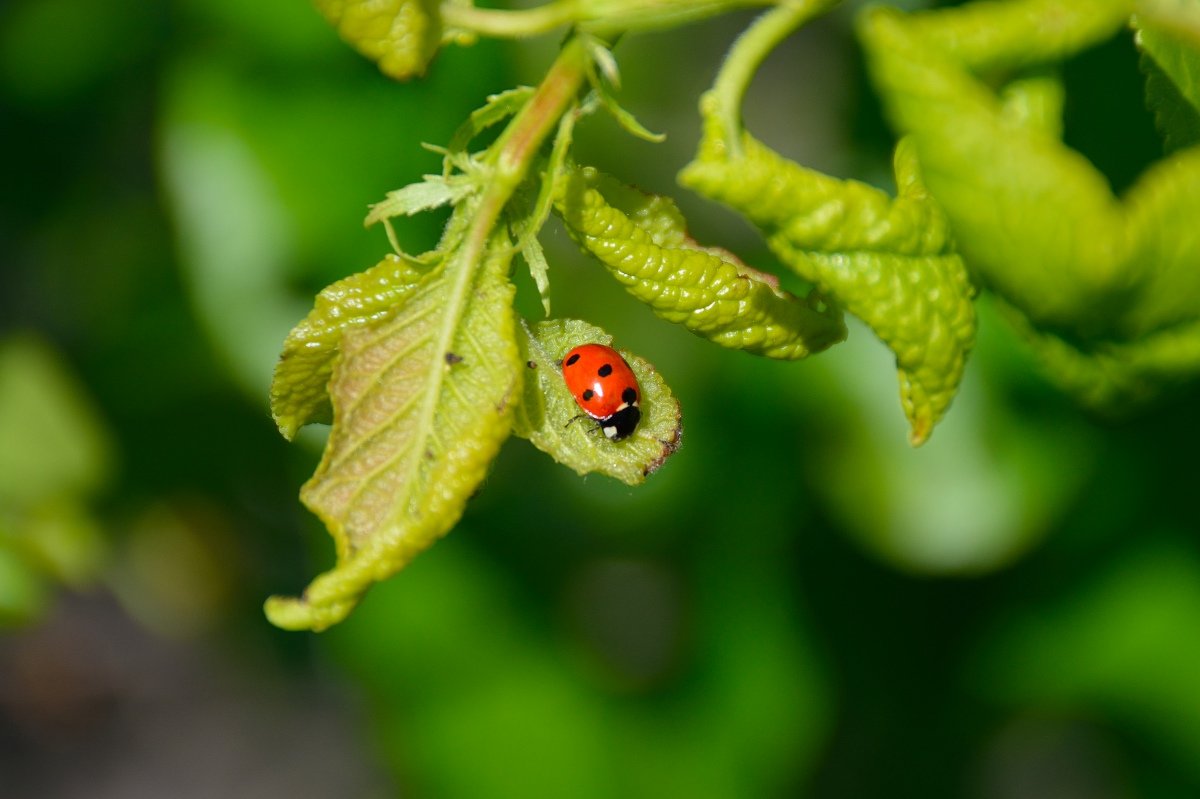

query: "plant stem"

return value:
[457, 34, 588, 272]
[710, 0, 842, 153]
[440, 2, 578, 38]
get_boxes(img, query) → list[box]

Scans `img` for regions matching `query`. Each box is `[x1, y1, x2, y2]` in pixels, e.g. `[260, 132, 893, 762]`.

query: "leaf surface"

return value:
[266, 228, 520, 631]
[314, 0, 442, 80]
[513, 319, 681, 485]
[557, 166, 846, 361]
[269, 254, 427, 441]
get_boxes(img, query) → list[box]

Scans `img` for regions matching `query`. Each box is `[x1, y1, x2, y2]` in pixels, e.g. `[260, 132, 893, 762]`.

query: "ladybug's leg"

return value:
[564, 415, 603, 437]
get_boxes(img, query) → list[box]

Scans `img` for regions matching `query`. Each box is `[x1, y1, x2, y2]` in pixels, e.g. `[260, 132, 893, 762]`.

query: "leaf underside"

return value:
[270, 254, 428, 441]
[266, 229, 520, 631]
[857, 1, 1200, 410]
[680, 97, 977, 445]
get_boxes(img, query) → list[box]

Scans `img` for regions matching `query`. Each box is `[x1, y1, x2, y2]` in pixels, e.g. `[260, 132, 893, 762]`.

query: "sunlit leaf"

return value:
[266, 225, 520, 631]
[364, 174, 477, 229]
[858, 1, 1200, 408]
[512, 318, 682, 486]
[681, 97, 976, 445]
[269, 254, 428, 440]
[558, 165, 847, 362]
[314, 0, 442, 80]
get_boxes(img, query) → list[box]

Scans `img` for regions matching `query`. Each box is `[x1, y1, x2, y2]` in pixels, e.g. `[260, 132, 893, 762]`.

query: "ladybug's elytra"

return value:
[561, 343, 641, 441]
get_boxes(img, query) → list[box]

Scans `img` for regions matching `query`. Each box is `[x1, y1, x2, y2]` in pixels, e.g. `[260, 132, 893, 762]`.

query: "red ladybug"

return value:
[561, 343, 641, 441]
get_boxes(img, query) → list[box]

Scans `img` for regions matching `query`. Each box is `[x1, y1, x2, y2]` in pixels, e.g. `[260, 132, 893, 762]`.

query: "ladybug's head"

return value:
[601, 404, 641, 441]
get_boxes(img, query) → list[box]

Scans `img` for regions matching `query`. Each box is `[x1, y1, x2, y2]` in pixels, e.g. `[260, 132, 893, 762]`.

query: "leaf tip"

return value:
[264, 591, 355, 632]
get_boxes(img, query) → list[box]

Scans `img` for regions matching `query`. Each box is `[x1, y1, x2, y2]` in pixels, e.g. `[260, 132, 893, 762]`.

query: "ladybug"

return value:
[561, 343, 641, 441]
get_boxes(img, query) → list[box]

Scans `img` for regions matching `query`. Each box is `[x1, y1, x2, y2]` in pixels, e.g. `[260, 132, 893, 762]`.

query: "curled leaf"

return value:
[557, 165, 846, 361]
[680, 95, 976, 445]
[270, 254, 427, 441]
[265, 230, 520, 631]
[858, 2, 1200, 407]
[314, 0, 442, 80]
[513, 318, 681, 485]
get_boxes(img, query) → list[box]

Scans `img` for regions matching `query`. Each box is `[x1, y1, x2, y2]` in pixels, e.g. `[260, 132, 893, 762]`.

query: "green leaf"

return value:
[513, 319, 682, 486]
[265, 223, 520, 631]
[857, 1, 1200, 407]
[1002, 300, 1200, 411]
[857, 5, 1132, 330]
[508, 107, 580, 316]
[447, 87, 536, 157]
[313, 0, 442, 80]
[520, 235, 553, 315]
[680, 97, 976, 445]
[364, 174, 478, 229]
[269, 254, 428, 441]
[577, 36, 666, 143]
[1136, 12, 1200, 151]
[557, 165, 847, 361]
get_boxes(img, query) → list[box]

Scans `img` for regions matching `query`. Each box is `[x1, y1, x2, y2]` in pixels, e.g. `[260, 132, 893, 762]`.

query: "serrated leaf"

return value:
[508, 108, 579, 316]
[270, 254, 427, 441]
[520, 235, 553, 315]
[365, 174, 477, 228]
[314, 0, 442, 80]
[513, 319, 681, 485]
[1136, 14, 1200, 150]
[680, 97, 976, 445]
[558, 165, 847, 361]
[265, 228, 520, 631]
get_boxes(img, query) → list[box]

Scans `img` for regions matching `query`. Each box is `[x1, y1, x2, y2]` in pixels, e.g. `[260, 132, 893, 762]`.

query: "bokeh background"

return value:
[3, 0, 1200, 796]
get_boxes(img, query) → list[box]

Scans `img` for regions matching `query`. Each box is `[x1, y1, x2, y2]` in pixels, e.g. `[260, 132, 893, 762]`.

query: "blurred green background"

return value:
[3, 1, 1200, 797]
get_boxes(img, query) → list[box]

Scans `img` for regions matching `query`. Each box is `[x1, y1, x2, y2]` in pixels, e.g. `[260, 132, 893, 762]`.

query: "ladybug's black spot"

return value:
[565, 353, 580, 366]
[445, 352, 463, 365]
[598, 363, 613, 377]
[622, 387, 637, 405]
[582, 389, 595, 401]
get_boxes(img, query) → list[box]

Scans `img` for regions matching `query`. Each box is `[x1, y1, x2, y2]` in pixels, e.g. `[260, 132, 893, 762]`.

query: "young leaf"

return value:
[270, 254, 427, 441]
[447, 87, 537, 157]
[364, 174, 478, 229]
[508, 107, 580, 315]
[513, 318, 681, 485]
[856, 4, 1133, 330]
[314, 0, 443, 80]
[680, 97, 976, 445]
[557, 165, 847, 361]
[265, 227, 521, 631]
[858, 1, 1200, 407]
